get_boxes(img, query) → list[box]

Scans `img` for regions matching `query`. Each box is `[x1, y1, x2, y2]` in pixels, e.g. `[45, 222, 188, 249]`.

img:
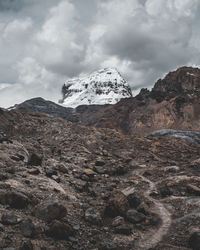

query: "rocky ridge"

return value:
[13, 66, 200, 136]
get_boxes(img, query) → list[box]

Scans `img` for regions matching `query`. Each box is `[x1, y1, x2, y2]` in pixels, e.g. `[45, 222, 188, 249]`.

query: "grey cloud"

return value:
[0, 0, 200, 107]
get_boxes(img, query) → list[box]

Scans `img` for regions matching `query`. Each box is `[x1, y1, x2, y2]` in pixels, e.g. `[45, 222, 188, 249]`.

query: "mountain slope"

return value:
[74, 66, 200, 134]
[59, 68, 132, 107]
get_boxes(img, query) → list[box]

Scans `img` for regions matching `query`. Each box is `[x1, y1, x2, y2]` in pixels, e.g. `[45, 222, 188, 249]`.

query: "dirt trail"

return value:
[133, 169, 172, 250]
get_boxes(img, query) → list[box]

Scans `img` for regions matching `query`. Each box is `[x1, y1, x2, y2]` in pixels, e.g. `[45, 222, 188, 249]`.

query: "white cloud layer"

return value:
[0, 0, 200, 107]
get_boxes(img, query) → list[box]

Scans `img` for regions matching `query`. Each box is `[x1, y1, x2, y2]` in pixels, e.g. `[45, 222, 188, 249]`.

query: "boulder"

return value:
[35, 201, 67, 222]
[46, 220, 74, 240]
[0, 190, 30, 209]
[189, 232, 200, 250]
[28, 153, 42, 166]
[104, 191, 129, 217]
[126, 209, 146, 224]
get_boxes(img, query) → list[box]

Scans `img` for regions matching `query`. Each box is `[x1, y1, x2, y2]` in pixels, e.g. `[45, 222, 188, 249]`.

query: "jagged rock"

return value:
[20, 219, 35, 238]
[95, 160, 106, 166]
[114, 224, 132, 235]
[46, 220, 74, 240]
[85, 208, 102, 225]
[126, 209, 146, 224]
[127, 193, 141, 208]
[189, 232, 200, 250]
[104, 191, 129, 217]
[93, 165, 106, 174]
[159, 185, 173, 197]
[20, 240, 33, 250]
[0, 190, 30, 209]
[112, 216, 125, 227]
[34, 201, 67, 222]
[28, 168, 40, 175]
[45, 168, 57, 177]
[28, 153, 42, 166]
[1, 213, 21, 225]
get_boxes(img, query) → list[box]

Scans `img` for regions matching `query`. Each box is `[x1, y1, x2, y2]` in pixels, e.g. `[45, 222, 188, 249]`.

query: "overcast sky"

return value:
[0, 0, 200, 107]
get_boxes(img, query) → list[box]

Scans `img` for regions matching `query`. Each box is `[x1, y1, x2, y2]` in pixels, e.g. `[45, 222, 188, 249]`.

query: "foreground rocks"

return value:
[0, 108, 200, 249]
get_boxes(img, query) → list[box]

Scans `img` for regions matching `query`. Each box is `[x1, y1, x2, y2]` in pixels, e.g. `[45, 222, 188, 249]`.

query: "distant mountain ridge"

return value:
[11, 66, 200, 135]
[59, 68, 132, 107]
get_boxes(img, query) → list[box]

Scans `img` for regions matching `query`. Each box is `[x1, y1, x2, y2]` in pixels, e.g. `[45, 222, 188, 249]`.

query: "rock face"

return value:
[59, 68, 132, 107]
[72, 66, 200, 135]
[12, 66, 200, 136]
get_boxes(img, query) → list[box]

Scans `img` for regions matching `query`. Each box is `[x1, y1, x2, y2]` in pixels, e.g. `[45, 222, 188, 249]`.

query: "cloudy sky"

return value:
[0, 0, 200, 107]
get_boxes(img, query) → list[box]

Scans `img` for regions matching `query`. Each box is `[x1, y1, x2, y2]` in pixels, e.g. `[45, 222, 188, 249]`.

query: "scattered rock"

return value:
[95, 160, 105, 166]
[126, 209, 146, 224]
[114, 224, 132, 235]
[0, 190, 30, 209]
[127, 193, 141, 208]
[46, 168, 57, 177]
[1, 213, 21, 225]
[20, 219, 35, 238]
[104, 191, 129, 217]
[93, 165, 106, 174]
[28, 168, 40, 175]
[84, 168, 95, 176]
[28, 153, 42, 166]
[46, 220, 74, 240]
[159, 185, 173, 197]
[35, 201, 67, 222]
[20, 240, 33, 250]
[112, 216, 125, 227]
[189, 231, 200, 250]
[85, 208, 102, 225]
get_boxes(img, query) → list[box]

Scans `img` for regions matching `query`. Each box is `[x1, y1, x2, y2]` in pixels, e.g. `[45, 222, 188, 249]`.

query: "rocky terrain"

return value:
[0, 107, 200, 250]
[14, 66, 200, 136]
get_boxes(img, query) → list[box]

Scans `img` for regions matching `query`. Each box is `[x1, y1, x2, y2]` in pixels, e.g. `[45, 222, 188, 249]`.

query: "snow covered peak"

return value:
[59, 68, 132, 108]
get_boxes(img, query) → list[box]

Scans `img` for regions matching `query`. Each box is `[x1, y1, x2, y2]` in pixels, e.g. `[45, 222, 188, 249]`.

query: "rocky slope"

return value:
[0, 108, 200, 249]
[14, 66, 200, 136]
[72, 66, 200, 135]
[59, 68, 132, 107]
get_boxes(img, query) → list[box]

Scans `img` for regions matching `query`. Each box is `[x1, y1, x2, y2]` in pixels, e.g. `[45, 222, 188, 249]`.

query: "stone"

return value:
[35, 201, 67, 222]
[84, 168, 95, 176]
[159, 185, 173, 197]
[1, 213, 21, 225]
[0, 173, 8, 181]
[189, 232, 200, 250]
[46, 220, 74, 240]
[0, 190, 30, 209]
[46, 168, 57, 177]
[85, 208, 102, 225]
[104, 191, 129, 218]
[93, 165, 106, 174]
[112, 216, 125, 227]
[127, 193, 141, 208]
[28, 153, 42, 166]
[20, 219, 35, 238]
[95, 160, 105, 166]
[58, 164, 68, 173]
[28, 168, 40, 175]
[108, 165, 128, 176]
[20, 240, 33, 250]
[114, 224, 132, 235]
[126, 209, 146, 224]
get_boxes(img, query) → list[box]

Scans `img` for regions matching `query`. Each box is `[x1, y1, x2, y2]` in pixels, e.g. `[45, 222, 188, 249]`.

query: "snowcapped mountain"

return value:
[59, 68, 132, 108]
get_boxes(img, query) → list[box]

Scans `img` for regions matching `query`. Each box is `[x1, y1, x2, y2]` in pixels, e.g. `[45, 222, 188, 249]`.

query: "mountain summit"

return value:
[59, 68, 132, 107]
